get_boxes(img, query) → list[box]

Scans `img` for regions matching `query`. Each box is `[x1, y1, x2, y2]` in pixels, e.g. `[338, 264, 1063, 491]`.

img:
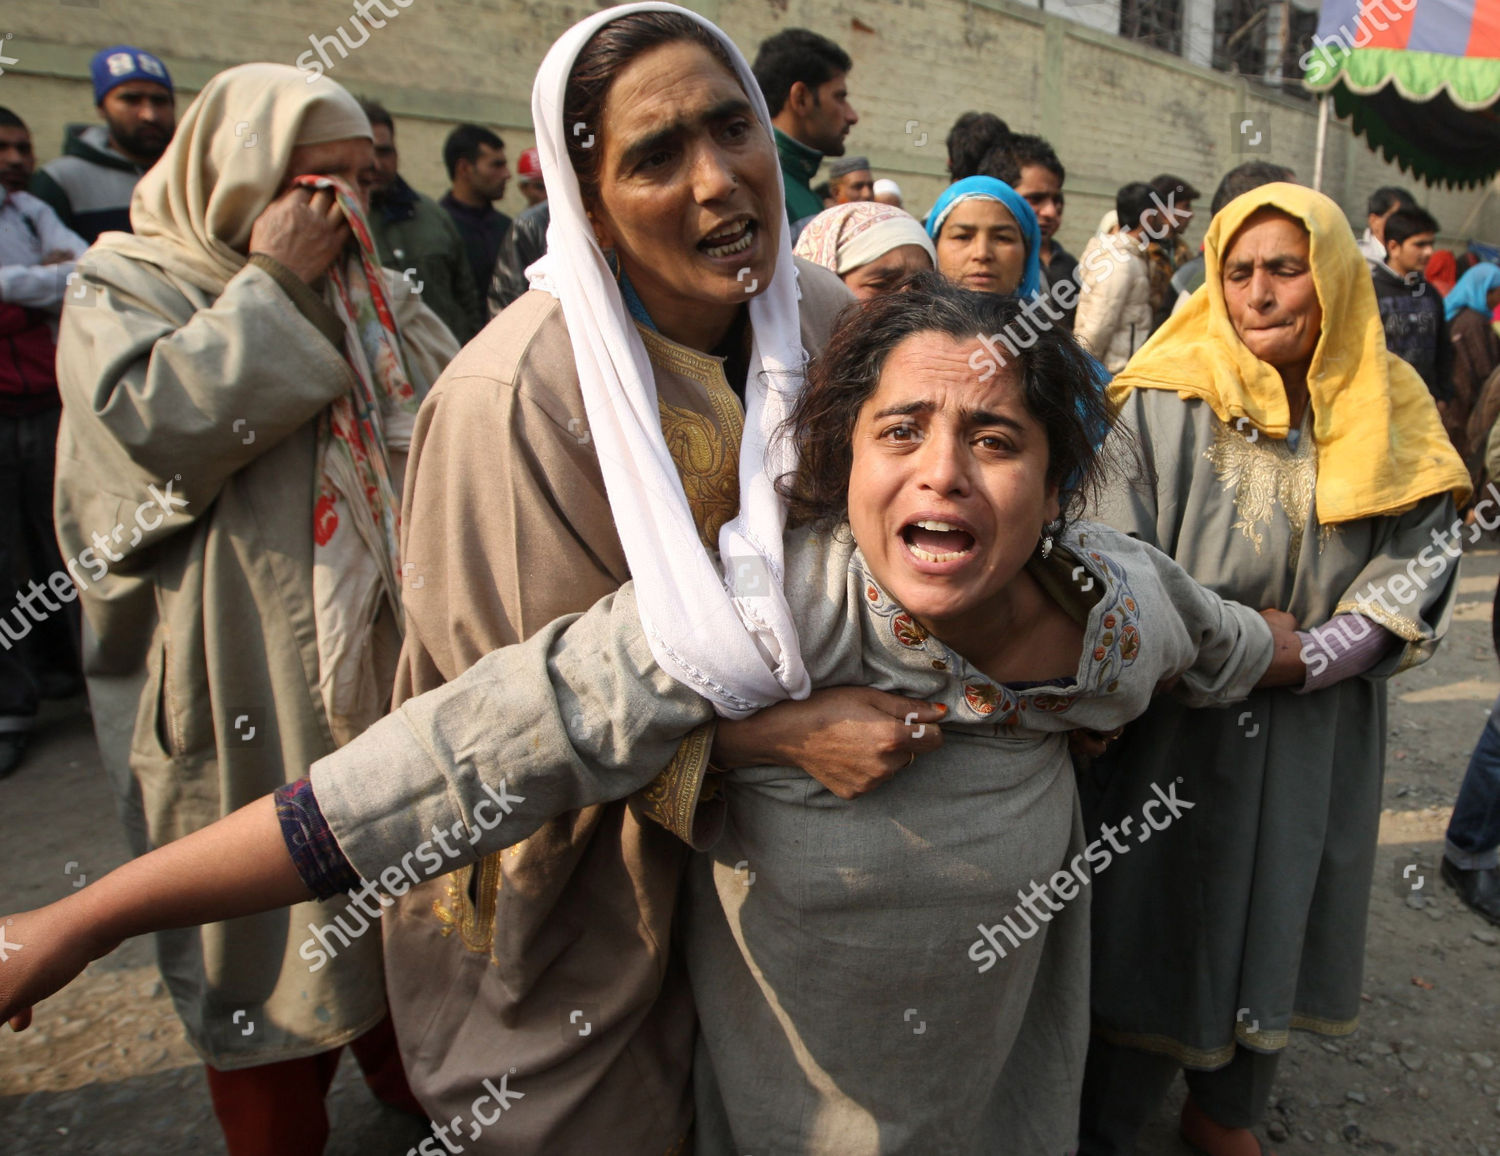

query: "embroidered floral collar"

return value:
[850, 527, 1142, 729]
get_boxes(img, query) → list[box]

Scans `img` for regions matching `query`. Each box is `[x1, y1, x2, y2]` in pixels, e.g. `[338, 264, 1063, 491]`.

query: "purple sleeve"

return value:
[1294, 614, 1399, 694]
[274, 778, 362, 899]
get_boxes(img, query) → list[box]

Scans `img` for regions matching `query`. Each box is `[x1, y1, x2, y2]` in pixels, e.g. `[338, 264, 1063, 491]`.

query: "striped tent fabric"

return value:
[1304, 0, 1500, 185]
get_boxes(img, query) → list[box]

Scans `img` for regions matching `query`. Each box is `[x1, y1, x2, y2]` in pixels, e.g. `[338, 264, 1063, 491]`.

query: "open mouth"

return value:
[900, 518, 977, 563]
[700, 218, 756, 258]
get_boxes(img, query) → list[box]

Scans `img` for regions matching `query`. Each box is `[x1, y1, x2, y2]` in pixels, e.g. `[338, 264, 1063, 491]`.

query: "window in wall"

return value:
[1213, 0, 1318, 94]
[1121, 0, 1185, 55]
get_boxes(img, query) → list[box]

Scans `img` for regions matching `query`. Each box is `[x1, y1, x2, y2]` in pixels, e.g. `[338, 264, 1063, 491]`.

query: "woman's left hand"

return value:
[712, 687, 947, 800]
[1255, 608, 1307, 688]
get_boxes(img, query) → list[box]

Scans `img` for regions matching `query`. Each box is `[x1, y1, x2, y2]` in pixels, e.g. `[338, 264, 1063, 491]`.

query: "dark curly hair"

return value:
[779, 272, 1113, 530]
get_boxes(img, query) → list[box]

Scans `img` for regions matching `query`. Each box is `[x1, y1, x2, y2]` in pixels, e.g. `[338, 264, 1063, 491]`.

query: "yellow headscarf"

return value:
[1109, 183, 1469, 524]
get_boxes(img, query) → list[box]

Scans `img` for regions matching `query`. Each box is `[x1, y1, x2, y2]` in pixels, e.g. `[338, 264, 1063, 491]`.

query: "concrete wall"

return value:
[2, 0, 1494, 255]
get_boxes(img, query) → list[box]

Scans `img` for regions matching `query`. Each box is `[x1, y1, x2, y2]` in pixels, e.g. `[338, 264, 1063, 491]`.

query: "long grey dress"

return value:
[309, 520, 1273, 1154]
[1084, 389, 1460, 1069]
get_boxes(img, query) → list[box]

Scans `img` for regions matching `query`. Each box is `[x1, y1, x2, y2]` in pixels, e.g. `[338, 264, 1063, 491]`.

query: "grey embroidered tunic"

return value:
[1084, 389, 1460, 1069]
[308, 521, 1273, 1154]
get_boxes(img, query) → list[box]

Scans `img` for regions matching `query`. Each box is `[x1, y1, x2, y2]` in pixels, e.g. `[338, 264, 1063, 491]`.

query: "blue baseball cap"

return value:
[90, 46, 174, 104]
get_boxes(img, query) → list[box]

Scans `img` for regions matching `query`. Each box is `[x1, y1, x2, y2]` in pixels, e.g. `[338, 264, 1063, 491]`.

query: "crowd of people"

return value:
[0, 6, 1497, 1156]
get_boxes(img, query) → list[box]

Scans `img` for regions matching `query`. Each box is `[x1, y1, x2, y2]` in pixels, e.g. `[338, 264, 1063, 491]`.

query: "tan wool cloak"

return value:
[380, 258, 854, 1152]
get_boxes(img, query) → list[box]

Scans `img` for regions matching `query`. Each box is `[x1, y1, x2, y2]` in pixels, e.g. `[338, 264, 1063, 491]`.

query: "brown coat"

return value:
[1453, 306, 1500, 467]
[54, 247, 456, 1067]
[380, 260, 853, 1152]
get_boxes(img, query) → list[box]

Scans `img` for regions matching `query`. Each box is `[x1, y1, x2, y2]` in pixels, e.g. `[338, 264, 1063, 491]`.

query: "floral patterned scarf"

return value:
[292, 173, 424, 740]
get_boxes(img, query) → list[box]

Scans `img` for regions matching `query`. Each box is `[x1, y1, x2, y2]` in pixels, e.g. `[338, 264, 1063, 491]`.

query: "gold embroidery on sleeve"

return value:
[635, 722, 717, 847]
[1331, 598, 1427, 642]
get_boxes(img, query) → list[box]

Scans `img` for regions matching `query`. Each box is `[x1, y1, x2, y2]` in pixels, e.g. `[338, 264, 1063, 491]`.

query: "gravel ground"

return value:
[3, 546, 1500, 1155]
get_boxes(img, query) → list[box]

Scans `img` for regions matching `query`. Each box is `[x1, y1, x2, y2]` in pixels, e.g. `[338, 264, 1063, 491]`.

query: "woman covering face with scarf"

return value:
[50, 63, 455, 1152]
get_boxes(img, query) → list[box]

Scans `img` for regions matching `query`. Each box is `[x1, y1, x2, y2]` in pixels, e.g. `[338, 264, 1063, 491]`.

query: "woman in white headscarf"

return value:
[366, 5, 941, 1152]
[51, 63, 455, 1154]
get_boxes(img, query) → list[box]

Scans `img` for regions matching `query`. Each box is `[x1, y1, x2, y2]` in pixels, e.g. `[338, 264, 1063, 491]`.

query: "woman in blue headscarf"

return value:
[926, 175, 1041, 298]
[1445, 262, 1500, 463]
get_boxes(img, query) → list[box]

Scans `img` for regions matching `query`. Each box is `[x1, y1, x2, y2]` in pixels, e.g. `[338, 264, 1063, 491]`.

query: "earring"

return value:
[1039, 518, 1063, 559]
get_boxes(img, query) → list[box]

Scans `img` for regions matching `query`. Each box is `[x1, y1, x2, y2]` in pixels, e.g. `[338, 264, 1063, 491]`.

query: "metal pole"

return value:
[1313, 93, 1330, 192]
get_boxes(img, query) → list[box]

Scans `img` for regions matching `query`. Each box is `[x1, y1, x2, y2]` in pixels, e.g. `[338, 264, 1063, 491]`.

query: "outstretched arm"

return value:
[2, 581, 715, 1030]
[2, 795, 304, 1031]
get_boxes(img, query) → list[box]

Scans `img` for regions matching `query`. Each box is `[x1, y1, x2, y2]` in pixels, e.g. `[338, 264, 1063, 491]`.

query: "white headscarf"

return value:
[528, 2, 809, 717]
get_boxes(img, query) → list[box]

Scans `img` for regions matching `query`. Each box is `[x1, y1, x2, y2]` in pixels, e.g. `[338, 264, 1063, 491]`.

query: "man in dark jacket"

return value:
[30, 45, 175, 242]
[1003, 134, 1077, 331]
[439, 123, 512, 305]
[487, 199, 549, 317]
[0, 108, 89, 775]
[753, 29, 859, 238]
[1372, 205, 1450, 402]
[362, 101, 482, 345]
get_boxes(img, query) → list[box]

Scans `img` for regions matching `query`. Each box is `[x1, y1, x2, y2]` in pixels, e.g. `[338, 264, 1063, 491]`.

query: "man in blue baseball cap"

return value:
[29, 45, 176, 242]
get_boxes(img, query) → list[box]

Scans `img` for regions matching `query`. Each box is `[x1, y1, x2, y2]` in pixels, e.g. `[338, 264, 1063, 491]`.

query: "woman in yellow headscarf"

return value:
[1077, 185, 1470, 1156]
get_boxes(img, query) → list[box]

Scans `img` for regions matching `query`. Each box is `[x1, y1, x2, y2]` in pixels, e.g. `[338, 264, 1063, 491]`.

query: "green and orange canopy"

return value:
[1304, 0, 1500, 186]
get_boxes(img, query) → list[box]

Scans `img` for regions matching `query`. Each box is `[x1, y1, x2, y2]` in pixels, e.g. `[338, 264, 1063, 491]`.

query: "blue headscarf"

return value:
[925, 176, 1042, 300]
[1444, 262, 1500, 322]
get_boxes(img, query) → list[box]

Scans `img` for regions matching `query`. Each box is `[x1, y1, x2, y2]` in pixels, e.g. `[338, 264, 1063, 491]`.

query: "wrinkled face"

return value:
[99, 81, 175, 162]
[832, 169, 874, 203]
[588, 41, 781, 320]
[281, 137, 378, 211]
[841, 244, 933, 301]
[847, 332, 1059, 633]
[1013, 164, 1063, 242]
[935, 199, 1027, 294]
[0, 126, 35, 193]
[803, 73, 858, 157]
[1220, 209, 1323, 372]
[467, 143, 510, 201]
[369, 124, 400, 191]
[1387, 231, 1435, 276]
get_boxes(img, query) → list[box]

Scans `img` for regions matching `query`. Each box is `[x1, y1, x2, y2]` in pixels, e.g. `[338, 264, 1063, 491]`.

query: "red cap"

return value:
[517, 147, 542, 181]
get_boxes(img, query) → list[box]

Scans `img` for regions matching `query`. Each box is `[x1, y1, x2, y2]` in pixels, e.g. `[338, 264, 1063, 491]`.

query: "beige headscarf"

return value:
[94, 63, 371, 293]
[89, 64, 438, 745]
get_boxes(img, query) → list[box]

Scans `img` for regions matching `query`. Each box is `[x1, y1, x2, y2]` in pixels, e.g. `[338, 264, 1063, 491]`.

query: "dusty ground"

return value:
[2, 548, 1500, 1154]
